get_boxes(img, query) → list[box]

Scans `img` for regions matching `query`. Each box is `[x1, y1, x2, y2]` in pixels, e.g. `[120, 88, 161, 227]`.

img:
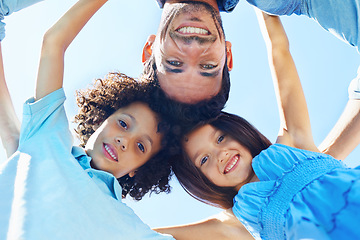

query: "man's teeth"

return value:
[225, 155, 239, 173]
[177, 26, 209, 35]
[105, 144, 117, 160]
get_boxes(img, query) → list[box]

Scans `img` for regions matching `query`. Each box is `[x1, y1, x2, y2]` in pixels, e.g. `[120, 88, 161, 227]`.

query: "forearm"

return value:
[0, 43, 20, 157]
[256, 10, 316, 150]
[36, 0, 108, 100]
[154, 209, 253, 240]
[319, 99, 360, 160]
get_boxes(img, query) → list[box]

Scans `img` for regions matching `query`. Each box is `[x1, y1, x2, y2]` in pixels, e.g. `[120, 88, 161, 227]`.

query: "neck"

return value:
[250, 173, 259, 183]
[164, 0, 220, 12]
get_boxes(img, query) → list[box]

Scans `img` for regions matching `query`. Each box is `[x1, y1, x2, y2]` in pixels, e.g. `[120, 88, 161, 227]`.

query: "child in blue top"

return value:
[0, 0, 177, 239]
[169, 11, 360, 240]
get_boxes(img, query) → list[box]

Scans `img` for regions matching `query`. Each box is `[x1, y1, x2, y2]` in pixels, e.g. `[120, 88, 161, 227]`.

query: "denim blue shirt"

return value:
[155, 0, 239, 12]
[0, 89, 174, 240]
[0, 0, 44, 41]
[246, 0, 360, 52]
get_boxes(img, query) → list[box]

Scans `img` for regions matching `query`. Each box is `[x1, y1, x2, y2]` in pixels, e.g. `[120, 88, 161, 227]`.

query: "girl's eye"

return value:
[137, 142, 145, 153]
[167, 60, 182, 67]
[201, 64, 217, 70]
[119, 120, 128, 130]
[217, 135, 225, 144]
[200, 156, 208, 166]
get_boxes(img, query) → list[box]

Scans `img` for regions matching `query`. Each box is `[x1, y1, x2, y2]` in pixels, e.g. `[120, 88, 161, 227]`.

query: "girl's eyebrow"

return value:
[144, 134, 153, 147]
[123, 113, 136, 122]
[192, 128, 217, 164]
[123, 113, 153, 148]
[193, 150, 201, 165]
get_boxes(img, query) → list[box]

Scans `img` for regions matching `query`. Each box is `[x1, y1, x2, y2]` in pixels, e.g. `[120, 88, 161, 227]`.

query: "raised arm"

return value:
[154, 209, 253, 240]
[35, 0, 108, 100]
[318, 73, 360, 160]
[0, 43, 20, 158]
[256, 11, 318, 151]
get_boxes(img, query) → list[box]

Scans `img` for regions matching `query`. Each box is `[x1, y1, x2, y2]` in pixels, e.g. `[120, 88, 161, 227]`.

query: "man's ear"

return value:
[128, 170, 137, 178]
[225, 41, 233, 71]
[142, 34, 156, 64]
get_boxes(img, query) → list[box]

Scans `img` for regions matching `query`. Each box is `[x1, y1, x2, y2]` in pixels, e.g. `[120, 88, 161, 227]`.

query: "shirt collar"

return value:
[71, 146, 123, 200]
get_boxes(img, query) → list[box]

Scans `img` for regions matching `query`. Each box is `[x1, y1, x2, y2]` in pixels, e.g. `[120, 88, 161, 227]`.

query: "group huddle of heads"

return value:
[73, 69, 230, 202]
[72, 1, 268, 210]
[72, 70, 271, 210]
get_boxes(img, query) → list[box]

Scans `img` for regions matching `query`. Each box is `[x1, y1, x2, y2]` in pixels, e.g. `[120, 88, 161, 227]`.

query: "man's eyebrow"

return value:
[164, 66, 221, 77]
[164, 66, 183, 73]
[200, 69, 220, 77]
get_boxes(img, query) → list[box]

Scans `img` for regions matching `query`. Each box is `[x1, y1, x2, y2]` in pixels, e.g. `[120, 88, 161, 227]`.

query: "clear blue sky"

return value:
[1, 0, 359, 229]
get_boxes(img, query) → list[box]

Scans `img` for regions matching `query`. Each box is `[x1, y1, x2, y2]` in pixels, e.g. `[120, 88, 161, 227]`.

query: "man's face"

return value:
[143, 1, 233, 103]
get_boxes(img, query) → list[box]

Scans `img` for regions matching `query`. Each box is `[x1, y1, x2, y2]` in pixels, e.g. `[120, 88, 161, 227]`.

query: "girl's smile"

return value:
[184, 124, 256, 191]
[103, 143, 118, 162]
[224, 154, 240, 174]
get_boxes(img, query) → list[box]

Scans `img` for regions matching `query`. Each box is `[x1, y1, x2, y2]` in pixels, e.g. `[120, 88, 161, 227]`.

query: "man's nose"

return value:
[178, 37, 211, 57]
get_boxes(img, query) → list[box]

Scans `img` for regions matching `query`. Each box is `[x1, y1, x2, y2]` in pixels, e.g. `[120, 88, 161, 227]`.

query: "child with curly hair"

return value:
[0, 0, 175, 239]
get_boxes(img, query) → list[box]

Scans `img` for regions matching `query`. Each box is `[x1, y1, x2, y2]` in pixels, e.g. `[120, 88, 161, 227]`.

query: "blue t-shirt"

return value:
[246, 0, 360, 52]
[155, 0, 239, 12]
[0, 89, 174, 240]
[233, 144, 360, 240]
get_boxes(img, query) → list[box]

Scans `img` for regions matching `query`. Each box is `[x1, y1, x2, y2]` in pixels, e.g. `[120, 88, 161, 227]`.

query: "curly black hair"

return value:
[74, 72, 178, 201]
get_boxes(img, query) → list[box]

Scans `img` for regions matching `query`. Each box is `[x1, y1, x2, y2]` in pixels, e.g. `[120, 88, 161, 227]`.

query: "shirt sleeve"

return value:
[0, 0, 44, 41]
[19, 88, 72, 147]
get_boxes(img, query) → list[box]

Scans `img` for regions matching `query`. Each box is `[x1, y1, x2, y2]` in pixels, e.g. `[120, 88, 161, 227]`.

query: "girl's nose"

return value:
[217, 149, 228, 163]
[115, 136, 128, 151]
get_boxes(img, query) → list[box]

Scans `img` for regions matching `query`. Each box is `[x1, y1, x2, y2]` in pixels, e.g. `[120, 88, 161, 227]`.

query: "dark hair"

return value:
[172, 112, 272, 209]
[142, 54, 230, 132]
[74, 72, 176, 200]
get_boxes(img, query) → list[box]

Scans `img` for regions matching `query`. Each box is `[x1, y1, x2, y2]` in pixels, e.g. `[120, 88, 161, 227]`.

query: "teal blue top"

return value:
[0, 89, 174, 240]
[233, 144, 360, 240]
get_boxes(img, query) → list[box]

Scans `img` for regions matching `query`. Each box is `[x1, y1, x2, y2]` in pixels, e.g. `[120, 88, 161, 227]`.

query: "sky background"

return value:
[1, 0, 359, 230]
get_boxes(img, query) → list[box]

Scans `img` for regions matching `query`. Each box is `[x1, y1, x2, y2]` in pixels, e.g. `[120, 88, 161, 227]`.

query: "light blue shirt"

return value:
[0, 88, 174, 240]
[0, 0, 44, 41]
[246, 0, 360, 53]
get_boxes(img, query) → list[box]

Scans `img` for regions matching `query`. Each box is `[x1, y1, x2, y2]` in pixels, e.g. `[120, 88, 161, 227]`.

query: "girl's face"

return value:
[85, 102, 162, 178]
[183, 124, 256, 192]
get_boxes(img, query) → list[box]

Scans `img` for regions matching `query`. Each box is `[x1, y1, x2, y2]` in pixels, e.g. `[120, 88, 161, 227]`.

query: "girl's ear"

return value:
[142, 35, 156, 64]
[225, 41, 233, 71]
[128, 170, 137, 178]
